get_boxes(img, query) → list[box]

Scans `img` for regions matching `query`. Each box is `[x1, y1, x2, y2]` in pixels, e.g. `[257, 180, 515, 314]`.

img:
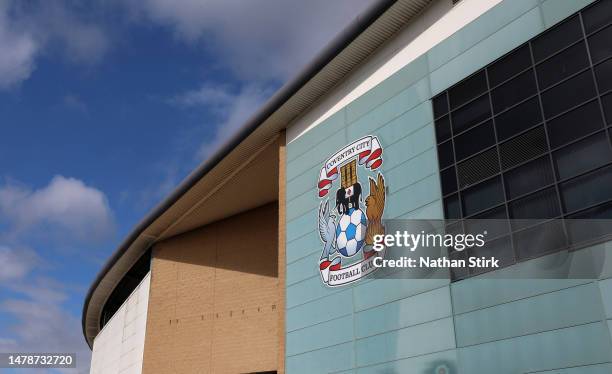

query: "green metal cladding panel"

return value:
[284, 0, 610, 373]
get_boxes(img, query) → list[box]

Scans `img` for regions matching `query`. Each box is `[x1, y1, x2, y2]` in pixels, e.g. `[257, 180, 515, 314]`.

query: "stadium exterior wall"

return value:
[90, 273, 150, 374]
[284, 0, 612, 373]
[141, 203, 280, 373]
[86, 1, 612, 373]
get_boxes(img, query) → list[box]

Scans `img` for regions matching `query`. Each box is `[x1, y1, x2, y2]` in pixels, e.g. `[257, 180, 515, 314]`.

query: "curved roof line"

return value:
[83, 0, 434, 347]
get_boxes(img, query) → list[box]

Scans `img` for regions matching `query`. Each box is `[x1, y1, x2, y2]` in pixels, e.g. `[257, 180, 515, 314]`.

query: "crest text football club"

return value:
[317, 135, 386, 287]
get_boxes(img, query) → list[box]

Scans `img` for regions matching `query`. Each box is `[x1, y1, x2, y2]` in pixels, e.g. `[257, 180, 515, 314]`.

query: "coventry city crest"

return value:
[317, 135, 386, 287]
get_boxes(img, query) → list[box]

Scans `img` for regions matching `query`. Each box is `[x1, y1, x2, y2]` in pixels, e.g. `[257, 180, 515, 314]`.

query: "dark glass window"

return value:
[433, 93, 449, 119]
[491, 69, 537, 113]
[444, 194, 461, 219]
[583, 0, 612, 34]
[438, 140, 454, 169]
[435, 115, 452, 143]
[532, 16, 583, 62]
[462, 176, 504, 216]
[101, 250, 151, 328]
[536, 41, 589, 89]
[603, 93, 612, 124]
[588, 24, 612, 63]
[553, 132, 612, 180]
[451, 94, 491, 133]
[568, 200, 612, 219]
[495, 97, 542, 140]
[453, 120, 495, 161]
[488, 45, 532, 87]
[504, 156, 555, 199]
[561, 164, 612, 212]
[547, 100, 604, 147]
[433, 1, 612, 281]
[469, 236, 515, 275]
[567, 200, 612, 244]
[472, 205, 507, 220]
[509, 187, 560, 219]
[468, 205, 509, 239]
[509, 188, 561, 231]
[541, 71, 596, 118]
[595, 58, 612, 93]
[514, 220, 566, 259]
[449, 71, 487, 109]
[441, 166, 457, 196]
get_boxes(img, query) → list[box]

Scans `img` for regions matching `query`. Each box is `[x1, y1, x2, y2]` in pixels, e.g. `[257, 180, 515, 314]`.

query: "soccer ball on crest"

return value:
[335, 208, 367, 257]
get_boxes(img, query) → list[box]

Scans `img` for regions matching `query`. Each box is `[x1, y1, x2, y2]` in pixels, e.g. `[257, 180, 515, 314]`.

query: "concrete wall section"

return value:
[90, 272, 151, 374]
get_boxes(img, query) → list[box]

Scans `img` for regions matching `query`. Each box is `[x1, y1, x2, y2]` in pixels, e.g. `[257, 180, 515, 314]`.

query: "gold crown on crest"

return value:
[340, 159, 358, 189]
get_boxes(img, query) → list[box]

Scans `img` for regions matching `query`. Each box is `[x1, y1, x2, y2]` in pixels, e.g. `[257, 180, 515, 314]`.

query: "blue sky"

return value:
[0, 0, 373, 372]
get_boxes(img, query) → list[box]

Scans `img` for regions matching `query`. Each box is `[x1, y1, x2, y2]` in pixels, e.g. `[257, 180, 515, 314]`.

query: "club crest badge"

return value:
[317, 135, 386, 287]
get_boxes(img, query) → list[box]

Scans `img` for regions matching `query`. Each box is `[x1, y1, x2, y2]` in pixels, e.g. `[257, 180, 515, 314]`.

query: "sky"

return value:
[0, 0, 375, 372]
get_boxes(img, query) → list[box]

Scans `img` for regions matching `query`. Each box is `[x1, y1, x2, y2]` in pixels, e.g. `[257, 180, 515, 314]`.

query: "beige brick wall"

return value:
[142, 203, 279, 374]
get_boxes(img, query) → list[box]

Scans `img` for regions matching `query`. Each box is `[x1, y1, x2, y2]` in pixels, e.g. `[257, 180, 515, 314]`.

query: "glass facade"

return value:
[434, 0, 612, 279]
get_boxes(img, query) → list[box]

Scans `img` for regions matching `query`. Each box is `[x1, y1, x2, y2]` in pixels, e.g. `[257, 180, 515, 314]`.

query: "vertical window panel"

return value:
[509, 187, 561, 223]
[444, 194, 461, 219]
[441, 166, 458, 196]
[553, 132, 612, 180]
[491, 70, 537, 113]
[467, 205, 509, 239]
[536, 41, 589, 89]
[462, 176, 504, 216]
[583, 0, 612, 34]
[449, 71, 487, 110]
[504, 156, 555, 199]
[438, 140, 454, 169]
[451, 94, 491, 133]
[541, 71, 596, 118]
[560, 164, 612, 212]
[435, 115, 452, 143]
[488, 45, 532, 87]
[588, 24, 612, 63]
[433, 93, 449, 119]
[595, 58, 612, 93]
[602, 93, 612, 125]
[547, 101, 604, 147]
[532, 16, 583, 62]
[514, 220, 566, 260]
[495, 97, 542, 141]
[453, 120, 495, 161]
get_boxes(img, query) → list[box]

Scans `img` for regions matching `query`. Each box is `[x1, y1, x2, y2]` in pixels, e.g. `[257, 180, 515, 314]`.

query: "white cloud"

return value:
[151, 0, 375, 176]
[0, 0, 109, 89]
[0, 0, 37, 89]
[170, 83, 275, 160]
[1, 285, 91, 374]
[19, 0, 109, 65]
[0, 245, 39, 282]
[0, 175, 115, 242]
[125, 0, 375, 82]
[168, 83, 235, 110]
[0, 248, 90, 373]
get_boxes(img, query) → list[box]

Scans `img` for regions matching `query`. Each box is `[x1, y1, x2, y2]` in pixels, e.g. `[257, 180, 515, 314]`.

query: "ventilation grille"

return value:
[500, 126, 548, 169]
[457, 148, 500, 188]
